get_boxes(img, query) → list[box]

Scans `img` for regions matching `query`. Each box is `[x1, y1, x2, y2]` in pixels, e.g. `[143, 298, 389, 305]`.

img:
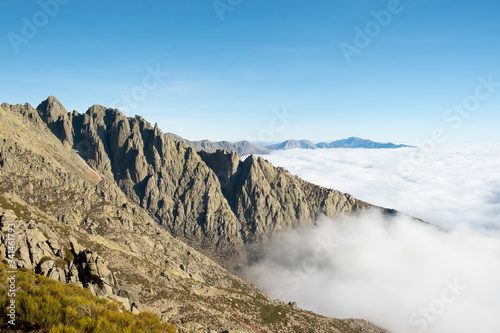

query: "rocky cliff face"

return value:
[199, 150, 370, 246]
[32, 98, 246, 269]
[0, 98, 388, 332]
[25, 96, 377, 270]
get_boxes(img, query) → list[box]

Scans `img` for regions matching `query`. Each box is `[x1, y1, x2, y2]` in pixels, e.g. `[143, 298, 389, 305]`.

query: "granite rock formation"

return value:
[0, 97, 393, 332]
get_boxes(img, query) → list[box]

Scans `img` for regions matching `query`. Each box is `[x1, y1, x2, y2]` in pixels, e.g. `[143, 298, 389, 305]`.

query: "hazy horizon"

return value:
[4, 95, 500, 146]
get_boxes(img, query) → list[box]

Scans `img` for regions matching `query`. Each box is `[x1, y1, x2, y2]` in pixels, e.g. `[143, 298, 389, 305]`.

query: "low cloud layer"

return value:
[258, 144, 500, 229]
[245, 145, 500, 333]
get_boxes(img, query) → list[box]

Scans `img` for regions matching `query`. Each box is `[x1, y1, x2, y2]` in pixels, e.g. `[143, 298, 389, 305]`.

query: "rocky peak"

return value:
[37, 96, 67, 120]
[36, 96, 74, 146]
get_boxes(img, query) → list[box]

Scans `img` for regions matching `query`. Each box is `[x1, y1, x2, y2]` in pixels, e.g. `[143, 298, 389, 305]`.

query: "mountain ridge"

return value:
[167, 133, 411, 155]
[317, 137, 412, 149]
[0, 96, 398, 332]
[165, 132, 270, 155]
[25, 96, 398, 271]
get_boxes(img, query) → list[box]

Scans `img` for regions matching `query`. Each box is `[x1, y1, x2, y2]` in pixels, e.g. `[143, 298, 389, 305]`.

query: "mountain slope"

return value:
[0, 99, 387, 332]
[199, 150, 370, 248]
[36, 97, 246, 268]
[0, 261, 177, 333]
[27, 96, 391, 271]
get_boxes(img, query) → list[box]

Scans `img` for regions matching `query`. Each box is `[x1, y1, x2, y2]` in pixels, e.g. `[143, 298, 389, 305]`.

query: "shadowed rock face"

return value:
[21, 97, 381, 270]
[43, 101, 246, 269]
[199, 150, 370, 246]
[36, 96, 74, 147]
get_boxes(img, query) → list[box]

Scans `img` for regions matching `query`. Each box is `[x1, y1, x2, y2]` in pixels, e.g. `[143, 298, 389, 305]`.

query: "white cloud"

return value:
[244, 145, 500, 333]
[257, 144, 500, 229]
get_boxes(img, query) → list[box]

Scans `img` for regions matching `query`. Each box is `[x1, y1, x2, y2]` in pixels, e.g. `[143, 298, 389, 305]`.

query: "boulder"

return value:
[108, 294, 130, 311]
[117, 287, 140, 310]
[17, 244, 33, 269]
[0, 209, 16, 225]
[68, 235, 83, 254]
[48, 267, 67, 284]
[39, 259, 55, 276]
[78, 249, 117, 296]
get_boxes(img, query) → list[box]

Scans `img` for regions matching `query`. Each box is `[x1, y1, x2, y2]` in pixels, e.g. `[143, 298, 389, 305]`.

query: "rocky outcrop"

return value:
[36, 96, 74, 147]
[1, 100, 246, 269]
[0, 208, 138, 307]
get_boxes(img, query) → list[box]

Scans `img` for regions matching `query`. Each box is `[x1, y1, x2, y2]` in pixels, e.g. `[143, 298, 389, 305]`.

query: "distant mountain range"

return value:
[271, 137, 412, 150]
[166, 134, 411, 155]
[165, 133, 269, 155]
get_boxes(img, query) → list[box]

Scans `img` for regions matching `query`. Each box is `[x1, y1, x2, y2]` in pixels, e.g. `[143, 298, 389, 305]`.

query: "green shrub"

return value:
[259, 303, 288, 325]
[64, 248, 74, 263]
[0, 262, 176, 333]
[38, 256, 52, 265]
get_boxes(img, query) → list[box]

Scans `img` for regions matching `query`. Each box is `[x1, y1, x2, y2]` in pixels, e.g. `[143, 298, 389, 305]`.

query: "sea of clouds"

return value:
[244, 144, 500, 333]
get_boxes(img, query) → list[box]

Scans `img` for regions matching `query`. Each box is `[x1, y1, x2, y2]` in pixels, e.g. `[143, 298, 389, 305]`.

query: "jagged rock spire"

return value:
[36, 96, 74, 147]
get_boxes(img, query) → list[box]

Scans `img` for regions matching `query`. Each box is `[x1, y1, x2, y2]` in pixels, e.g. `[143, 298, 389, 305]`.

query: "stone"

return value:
[131, 301, 141, 314]
[47, 238, 61, 253]
[108, 294, 130, 311]
[117, 287, 140, 307]
[17, 244, 33, 269]
[68, 235, 83, 254]
[48, 267, 67, 284]
[39, 259, 55, 276]
[0, 209, 16, 225]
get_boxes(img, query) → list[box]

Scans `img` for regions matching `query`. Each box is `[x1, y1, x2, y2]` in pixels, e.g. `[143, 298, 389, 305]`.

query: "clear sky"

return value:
[1, 0, 499, 144]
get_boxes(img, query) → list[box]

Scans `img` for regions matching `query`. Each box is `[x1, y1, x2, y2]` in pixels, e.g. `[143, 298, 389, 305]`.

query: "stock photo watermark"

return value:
[403, 278, 467, 333]
[340, 0, 411, 63]
[270, 234, 338, 300]
[389, 75, 500, 182]
[213, 0, 243, 21]
[4, 220, 18, 326]
[247, 107, 296, 143]
[110, 65, 169, 113]
[7, 0, 70, 54]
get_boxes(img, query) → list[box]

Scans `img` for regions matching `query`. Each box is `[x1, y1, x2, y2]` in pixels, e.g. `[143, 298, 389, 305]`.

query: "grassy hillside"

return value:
[0, 262, 177, 333]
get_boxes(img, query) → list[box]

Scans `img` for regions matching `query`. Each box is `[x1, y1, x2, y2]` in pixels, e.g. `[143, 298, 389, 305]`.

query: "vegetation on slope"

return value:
[0, 262, 177, 333]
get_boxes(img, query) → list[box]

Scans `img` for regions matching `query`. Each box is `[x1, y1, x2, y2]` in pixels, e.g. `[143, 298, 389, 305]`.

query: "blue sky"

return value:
[1, 0, 499, 144]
